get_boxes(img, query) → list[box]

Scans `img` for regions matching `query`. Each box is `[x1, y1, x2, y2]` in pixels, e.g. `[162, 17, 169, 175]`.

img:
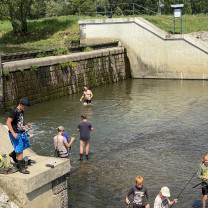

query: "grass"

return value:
[0, 14, 207, 54]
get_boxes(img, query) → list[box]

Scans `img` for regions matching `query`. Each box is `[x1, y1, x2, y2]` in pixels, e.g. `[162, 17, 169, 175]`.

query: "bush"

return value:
[53, 47, 70, 56]
[83, 46, 93, 52]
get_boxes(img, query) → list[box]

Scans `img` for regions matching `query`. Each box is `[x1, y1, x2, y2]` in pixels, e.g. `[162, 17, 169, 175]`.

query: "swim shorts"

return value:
[9, 132, 30, 153]
[84, 99, 91, 104]
[202, 182, 208, 195]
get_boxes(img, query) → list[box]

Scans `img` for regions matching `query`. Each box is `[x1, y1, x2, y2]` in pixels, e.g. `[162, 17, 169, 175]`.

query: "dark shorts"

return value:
[202, 182, 208, 195]
[84, 99, 91, 104]
[133, 205, 145, 208]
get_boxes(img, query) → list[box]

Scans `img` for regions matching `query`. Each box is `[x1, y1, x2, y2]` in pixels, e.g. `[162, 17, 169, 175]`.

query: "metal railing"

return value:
[78, 3, 158, 17]
[78, 3, 188, 35]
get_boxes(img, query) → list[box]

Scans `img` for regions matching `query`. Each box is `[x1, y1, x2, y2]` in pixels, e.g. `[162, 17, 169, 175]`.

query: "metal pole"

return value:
[0, 44, 4, 110]
[173, 17, 175, 34]
[133, 3, 135, 15]
[181, 17, 183, 34]
[158, 0, 161, 15]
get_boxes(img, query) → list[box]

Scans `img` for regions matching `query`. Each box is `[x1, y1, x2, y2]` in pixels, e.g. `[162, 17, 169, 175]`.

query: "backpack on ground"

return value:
[0, 154, 18, 174]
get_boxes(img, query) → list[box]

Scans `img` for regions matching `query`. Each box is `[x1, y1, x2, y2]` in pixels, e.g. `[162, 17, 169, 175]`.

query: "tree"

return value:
[0, 0, 41, 35]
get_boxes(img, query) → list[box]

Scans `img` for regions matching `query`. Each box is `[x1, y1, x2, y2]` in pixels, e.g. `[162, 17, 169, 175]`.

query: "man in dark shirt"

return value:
[77, 114, 93, 160]
[6, 99, 32, 174]
[126, 176, 150, 208]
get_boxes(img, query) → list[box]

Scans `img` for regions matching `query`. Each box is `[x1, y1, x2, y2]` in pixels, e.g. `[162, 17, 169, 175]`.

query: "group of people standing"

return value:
[53, 113, 93, 161]
[126, 153, 208, 208]
[126, 176, 177, 208]
[5, 86, 208, 208]
[53, 86, 94, 161]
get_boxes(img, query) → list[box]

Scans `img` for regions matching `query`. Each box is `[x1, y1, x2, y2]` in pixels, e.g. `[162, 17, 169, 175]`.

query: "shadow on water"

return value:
[1, 79, 208, 208]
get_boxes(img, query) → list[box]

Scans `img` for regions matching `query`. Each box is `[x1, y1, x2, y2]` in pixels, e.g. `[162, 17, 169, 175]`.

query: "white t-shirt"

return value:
[154, 195, 170, 208]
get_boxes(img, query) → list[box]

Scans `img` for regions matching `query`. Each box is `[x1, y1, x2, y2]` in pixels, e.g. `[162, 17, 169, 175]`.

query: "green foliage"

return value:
[70, 0, 96, 15]
[36, 52, 53, 58]
[19, 68, 25, 73]
[115, 6, 123, 16]
[0, 14, 207, 54]
[0, 0, 38, 35]
[30, 65, 39, 72]
[83, 46, 93, 52]
[69, 61, 77, 68]
[3, 70, 10, 77]
[60, 62, 69, 69]
[45, 0, 72, 17]
[53, 47, 70, 56]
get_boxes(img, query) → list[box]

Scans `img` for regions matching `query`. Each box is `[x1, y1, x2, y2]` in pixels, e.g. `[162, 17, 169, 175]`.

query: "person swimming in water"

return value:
[80, 86, 93, 105]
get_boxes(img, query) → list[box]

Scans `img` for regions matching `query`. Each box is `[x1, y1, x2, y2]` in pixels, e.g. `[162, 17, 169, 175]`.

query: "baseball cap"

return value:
[161, 187, 170, 197]
[20, 99, 31, 109]
[58, 126, 65, 131]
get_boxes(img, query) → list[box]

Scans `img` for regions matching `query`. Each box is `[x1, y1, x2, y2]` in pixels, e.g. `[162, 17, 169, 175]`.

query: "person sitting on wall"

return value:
[54, 126, 75, 158]
[80, 86, 93, 106]
[6, 98, 32, 174]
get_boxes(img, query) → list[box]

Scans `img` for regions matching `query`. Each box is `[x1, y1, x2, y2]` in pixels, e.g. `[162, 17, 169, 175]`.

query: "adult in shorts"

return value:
[80, 86, 93, 105]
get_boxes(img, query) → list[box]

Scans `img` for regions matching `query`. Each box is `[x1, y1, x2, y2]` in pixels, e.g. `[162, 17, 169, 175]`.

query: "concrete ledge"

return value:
[0, 124, 70, 208]
[3, 47, 125, 72]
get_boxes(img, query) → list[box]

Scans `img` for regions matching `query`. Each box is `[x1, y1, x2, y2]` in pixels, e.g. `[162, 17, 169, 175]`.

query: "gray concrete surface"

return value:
[79, 17, 208, 79]
[0, 124, 71, 208]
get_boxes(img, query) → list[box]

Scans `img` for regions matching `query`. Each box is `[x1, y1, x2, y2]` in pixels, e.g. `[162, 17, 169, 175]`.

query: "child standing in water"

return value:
[126, 176, 150, 208]
[197, 153, 208, 208]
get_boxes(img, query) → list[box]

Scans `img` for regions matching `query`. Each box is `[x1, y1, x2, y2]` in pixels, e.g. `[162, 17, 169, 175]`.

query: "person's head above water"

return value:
[58, 126, 65, 132]
[135, 176, 143, 189]
[202, 153, 208, 165]
[81, 114, 87, 120]
[84, 86, 88, 91]
[160, 187, 170, 198]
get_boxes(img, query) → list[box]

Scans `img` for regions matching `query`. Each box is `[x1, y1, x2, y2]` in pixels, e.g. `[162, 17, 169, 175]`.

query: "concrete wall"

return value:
[78, 17, 208, 79]
[2, 47, 130, 111]
[0, 124, 70, 208]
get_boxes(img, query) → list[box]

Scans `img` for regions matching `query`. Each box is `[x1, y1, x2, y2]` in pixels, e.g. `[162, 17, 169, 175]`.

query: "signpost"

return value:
[171, 4, 184, 34]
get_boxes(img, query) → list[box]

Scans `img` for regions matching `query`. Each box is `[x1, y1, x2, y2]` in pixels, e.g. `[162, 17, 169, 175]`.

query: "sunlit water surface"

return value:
[1, 79, 208, 208]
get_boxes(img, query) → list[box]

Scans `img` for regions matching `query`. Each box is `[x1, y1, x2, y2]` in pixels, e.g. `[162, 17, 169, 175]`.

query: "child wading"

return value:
[197, 153, 208, 208]
[6, 99, 32, 174]
[126, 176, 150, 208]
[154, 187, 178, 208]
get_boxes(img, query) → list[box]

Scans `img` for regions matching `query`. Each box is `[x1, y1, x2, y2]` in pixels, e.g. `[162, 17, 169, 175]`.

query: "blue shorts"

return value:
[9, 132, 30, 153]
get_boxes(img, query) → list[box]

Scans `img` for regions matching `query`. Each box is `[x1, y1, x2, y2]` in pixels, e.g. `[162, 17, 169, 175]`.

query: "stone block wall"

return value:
[2, 47, 131, 111]
[52, 175, 68, 208]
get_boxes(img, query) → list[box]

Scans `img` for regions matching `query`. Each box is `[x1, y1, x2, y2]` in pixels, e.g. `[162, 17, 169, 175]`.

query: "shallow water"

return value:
[1, 79, 208, 208]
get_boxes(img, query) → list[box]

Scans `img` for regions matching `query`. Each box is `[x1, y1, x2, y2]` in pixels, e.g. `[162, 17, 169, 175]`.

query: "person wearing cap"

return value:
[54, 126, 75, 158]
[6, 98, 32, 174]
[154, 187, 178, 208]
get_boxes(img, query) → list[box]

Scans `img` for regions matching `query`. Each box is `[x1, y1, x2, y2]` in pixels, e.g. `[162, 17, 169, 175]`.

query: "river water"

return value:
[1, 79, 208, 208]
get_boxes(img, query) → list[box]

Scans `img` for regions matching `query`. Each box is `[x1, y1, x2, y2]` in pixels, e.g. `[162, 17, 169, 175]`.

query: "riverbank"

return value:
[0, 14, 207, 54]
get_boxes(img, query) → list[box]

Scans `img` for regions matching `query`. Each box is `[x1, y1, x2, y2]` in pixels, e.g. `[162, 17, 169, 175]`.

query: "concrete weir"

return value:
[78, 17, 208, 79]
[0, 124, 70, 208]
